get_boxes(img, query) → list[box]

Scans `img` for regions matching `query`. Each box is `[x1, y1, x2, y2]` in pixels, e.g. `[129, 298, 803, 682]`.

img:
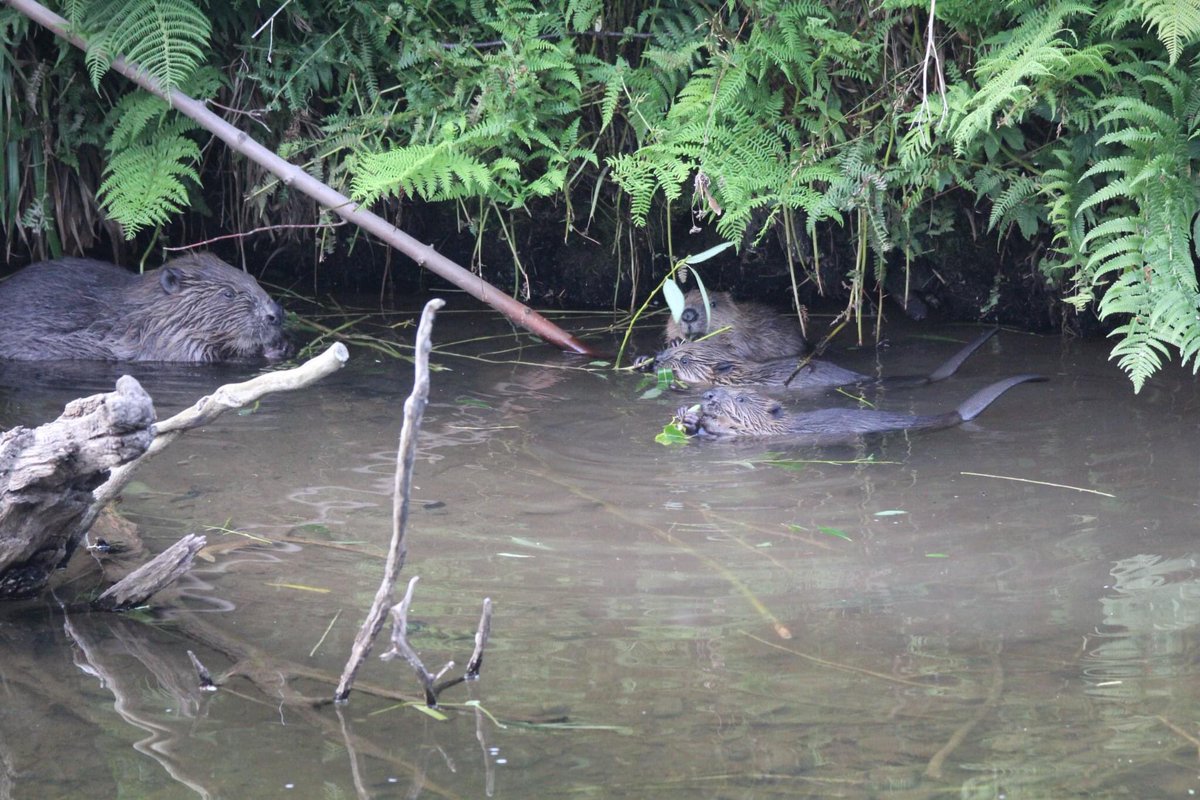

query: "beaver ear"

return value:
[159, 267, 182, 295]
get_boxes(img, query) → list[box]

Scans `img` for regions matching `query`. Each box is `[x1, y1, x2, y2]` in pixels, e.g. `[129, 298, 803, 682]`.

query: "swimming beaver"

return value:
[0, 253, 291, 362]
[677, 375, 1045, 441]
[657, 328, 997, 389]
[665, 289, 807, 361]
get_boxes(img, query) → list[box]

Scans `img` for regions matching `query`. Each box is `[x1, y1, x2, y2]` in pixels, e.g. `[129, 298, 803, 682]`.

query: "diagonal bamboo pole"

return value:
[5, 0, 599, 356]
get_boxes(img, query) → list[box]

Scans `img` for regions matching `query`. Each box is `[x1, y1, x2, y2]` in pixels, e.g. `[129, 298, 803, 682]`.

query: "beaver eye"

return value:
[735, 394, 747, 404]
[679, 356, 691, 366]
[221, 288, 235, 300]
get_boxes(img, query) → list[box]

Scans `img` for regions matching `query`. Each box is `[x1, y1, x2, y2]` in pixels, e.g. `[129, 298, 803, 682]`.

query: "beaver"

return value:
[0, 253, 291, 362]
[656, 328, 997, 390]
[677, 374, 1045, 441]
[665, 289, 807, 361]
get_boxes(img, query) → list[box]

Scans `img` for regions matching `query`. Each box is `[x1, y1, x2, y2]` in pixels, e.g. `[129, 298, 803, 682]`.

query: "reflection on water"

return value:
[3, 311, 1200, 798]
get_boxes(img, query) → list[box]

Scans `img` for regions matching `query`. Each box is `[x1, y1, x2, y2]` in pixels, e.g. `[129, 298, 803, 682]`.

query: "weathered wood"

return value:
[92, 533, 206, 611]
[0, 375, 155, 599]
[335, 301, 442, 702]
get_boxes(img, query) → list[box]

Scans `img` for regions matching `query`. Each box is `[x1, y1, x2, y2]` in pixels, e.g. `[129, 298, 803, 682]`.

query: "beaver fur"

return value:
[656, 328, 998, 389]
[665, 289, 807, 361]
[0, 253, 290, 362]
[678, 375, 1045, 441]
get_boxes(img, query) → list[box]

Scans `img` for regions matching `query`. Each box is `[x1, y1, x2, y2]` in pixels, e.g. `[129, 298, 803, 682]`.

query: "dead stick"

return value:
[380, 576, 443, 706]
[432, 598, 493, 697]
[335, 299, 443, 702]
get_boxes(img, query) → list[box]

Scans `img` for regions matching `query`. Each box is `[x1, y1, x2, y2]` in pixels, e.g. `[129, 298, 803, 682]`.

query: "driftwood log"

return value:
[0, 375, 155, 599]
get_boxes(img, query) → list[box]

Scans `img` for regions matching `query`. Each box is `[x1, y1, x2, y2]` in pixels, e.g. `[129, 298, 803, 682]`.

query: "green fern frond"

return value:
[988, 175, 1041, 232]
[98, 127, 200, 236]
[83, 0, 211, 93]
[1132, 0, 1200, 64]
[351, 142, 493, 205]
[953, 2, 1095, 154]
[106, 91, 172, 152]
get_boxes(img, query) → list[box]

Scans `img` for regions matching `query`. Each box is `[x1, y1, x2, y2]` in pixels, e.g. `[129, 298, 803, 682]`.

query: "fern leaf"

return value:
[98, 131, 200, 236]
[1134, 0, 1200, 64]
[84, 0, 212, 93]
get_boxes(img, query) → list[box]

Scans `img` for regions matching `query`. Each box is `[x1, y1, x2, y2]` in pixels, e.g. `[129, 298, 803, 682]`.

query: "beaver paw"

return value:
[632, 353, 656, 372]
[675, 404, 703, 435]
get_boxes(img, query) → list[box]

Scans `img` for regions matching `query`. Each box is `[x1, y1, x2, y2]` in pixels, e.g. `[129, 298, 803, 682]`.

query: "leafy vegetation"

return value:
[4, 0, 1200, 388]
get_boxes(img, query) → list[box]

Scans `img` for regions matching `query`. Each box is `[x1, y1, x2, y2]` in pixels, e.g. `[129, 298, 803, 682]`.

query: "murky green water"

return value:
[3, 305, 1200, 799]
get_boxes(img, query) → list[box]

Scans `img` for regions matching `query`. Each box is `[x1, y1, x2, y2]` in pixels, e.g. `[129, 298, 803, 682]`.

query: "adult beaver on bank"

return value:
[677, 375, 1045, 441]
[665, 289, 807, 361]
[0, 253, 291, 362]
[657, 328, 997, 390]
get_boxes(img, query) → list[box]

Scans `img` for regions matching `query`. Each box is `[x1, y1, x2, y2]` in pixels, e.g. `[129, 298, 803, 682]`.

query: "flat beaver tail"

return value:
[926, 327, 999, 383]
[956, 374, 1046, 421]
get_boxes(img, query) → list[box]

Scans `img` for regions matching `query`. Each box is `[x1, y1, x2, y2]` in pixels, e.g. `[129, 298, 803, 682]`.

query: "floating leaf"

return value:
[509, 536, 553, 551]
[925, 553, 949, 558]
[456, 396, 492, 409]
[817, 526, 852, 541]
[497, 552, 535, 558]
[265, 582, 331, 594]
[655, 417, 691, 446]
[874, 510, 908, 517]
[407, 703, 449, 721]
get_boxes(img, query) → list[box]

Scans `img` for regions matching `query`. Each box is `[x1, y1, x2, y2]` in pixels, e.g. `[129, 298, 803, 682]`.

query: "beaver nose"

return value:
[681, 308, 699, 324]
[265, 301, 284, 326]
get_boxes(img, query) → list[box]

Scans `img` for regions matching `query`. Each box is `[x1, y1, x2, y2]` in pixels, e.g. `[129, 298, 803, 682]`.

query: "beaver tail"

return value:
[956, 374, 1046, 421]
[925, 327, 999, 383]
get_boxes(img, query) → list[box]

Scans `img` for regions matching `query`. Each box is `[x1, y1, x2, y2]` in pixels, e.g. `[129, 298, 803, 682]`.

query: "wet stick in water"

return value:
[335, 299, 444, 703]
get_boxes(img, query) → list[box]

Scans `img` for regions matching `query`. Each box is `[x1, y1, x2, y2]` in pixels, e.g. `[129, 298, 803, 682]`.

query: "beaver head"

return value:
[113, 253, 291, 362]
[653, 340, 742, 386]
[665, 290, 738, 343]
[693, 388, 789, 438]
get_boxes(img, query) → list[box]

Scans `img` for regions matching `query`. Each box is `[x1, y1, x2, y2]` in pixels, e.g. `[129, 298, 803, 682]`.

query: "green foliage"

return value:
[1057, 61, 1200, 389]
[10, 0, 1200, 389]
[80, 0, 211, 93]
[96, 88, 203, 237]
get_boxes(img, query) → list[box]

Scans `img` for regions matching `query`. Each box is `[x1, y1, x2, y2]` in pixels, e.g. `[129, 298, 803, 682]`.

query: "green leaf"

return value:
[662, 277, 686, 322]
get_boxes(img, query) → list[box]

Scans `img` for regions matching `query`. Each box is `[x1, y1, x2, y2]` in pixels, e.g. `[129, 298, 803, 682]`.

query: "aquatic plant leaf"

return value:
[817, 526, 852, 541]
[874, 509, 908, 516]
[662, 277, 686, 322]
[685, 241, 734, 264]
[265, 582, 331, 593]
[407, 703, 449, 721]
[509, 536, 553, 551]
[655, 418, 690, 446]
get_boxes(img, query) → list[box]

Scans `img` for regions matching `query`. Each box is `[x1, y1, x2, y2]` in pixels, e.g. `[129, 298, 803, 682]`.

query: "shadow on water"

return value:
[4, 311, 1200, 798]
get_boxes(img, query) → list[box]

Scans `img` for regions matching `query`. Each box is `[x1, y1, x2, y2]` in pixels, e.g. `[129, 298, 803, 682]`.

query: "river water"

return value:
[2, 301, 1199, 799]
